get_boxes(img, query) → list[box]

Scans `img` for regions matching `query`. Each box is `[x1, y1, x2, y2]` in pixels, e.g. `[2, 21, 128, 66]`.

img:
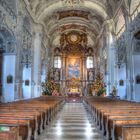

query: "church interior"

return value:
[0, 0, 140, 140]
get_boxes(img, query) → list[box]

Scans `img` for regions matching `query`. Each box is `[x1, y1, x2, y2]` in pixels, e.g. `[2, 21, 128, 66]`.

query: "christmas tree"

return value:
[93, 72, 106, 96]
[41, 70, 58, 96]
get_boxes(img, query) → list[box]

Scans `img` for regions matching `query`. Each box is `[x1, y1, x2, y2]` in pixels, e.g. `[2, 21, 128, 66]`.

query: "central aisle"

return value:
[38, 103, 104, 140]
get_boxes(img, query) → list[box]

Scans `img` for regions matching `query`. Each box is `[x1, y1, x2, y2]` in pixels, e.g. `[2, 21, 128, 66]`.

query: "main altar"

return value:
[51, 31, 95, 97]
[65, 78, 82, 102]
[66, 78, 81, 95]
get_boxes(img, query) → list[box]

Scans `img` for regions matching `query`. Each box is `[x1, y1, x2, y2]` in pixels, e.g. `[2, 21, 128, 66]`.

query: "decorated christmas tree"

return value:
[93, 72, 106, 96]
[41, 70, 58, 96]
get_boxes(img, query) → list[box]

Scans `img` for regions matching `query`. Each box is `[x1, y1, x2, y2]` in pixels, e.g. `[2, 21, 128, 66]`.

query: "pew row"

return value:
[84, 97, 140, 140]
[0, 96, 64, 140]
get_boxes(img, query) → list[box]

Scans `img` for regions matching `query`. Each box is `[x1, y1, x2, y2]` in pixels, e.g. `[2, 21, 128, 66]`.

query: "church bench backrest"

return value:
[0, 119, 30, 140]
[0, 126, 19, 140]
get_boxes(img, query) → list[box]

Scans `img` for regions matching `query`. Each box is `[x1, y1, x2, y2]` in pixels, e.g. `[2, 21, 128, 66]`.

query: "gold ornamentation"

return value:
[67, 32, 82, 45]
[58, 10, 89, 20]
[66, 77, 81, 93]
[59, 24, 86, 32]
[60, 31, 88, 55]
[61, 0, 84, 7]
[70, 34, 78, 42]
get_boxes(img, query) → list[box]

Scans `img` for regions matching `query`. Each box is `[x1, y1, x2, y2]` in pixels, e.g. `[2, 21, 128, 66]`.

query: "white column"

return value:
[32, 25, 43, 98]
[106, 33, 111, 95]
[3, 54, 16, 102]
[61, 54, 66, 95]
[82, 56, 87, 96]
[45, 47, 49, 79]
[106, 33, 116, 95]
[22, 66, 32, 99]
[14, 13, 24, 100]
[124, 16, 134, 100]
[126, 32, 134, 100]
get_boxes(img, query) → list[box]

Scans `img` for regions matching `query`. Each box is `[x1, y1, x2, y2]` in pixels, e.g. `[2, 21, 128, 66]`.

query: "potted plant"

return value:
[97, 87, 106, 97]
[110, 86, 117, 97]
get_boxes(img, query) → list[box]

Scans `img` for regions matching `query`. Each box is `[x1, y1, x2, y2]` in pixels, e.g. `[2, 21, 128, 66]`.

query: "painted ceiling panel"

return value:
[24, 0, 124, 49]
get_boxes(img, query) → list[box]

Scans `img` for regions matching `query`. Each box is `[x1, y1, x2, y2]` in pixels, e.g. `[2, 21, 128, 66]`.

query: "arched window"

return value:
[54, 56, 61, 68]
[86, 56, 93, 69]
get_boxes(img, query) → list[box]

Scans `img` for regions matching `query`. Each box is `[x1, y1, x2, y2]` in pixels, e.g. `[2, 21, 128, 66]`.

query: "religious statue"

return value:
[110, 86, 117, 97]
[54, 69, 60, 81]
[88, 70, 93, 81]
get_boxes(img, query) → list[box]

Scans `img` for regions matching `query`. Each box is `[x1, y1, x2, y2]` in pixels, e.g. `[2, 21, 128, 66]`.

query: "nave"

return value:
[0, 96, 140, 140]
[1, 0, 140, 103]
[38, 103, 104, 140]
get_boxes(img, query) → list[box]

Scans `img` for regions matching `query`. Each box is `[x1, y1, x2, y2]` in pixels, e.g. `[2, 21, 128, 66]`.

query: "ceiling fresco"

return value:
[24, 0, 132, 52]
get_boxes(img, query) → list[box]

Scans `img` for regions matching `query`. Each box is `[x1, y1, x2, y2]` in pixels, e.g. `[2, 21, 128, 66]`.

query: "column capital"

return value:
[33, 24, 43, 35]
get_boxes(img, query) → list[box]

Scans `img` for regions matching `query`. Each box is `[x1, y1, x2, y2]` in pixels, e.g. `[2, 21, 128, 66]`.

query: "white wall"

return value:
[22, 67, 32, 99]
[117, 65, 126, 99]
[41, 68, 46, 83]
[133, 55, 140, 102]
[2, 54, 16, 102]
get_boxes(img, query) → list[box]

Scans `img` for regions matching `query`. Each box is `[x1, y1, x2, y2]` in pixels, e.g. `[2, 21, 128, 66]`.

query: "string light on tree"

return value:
[93, 72, 106, 96]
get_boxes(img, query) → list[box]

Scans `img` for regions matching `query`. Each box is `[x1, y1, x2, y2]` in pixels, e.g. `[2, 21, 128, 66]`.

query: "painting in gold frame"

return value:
[67, 57, 81, 79]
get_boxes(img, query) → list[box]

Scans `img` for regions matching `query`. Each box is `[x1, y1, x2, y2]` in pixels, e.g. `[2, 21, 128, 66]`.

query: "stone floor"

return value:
[37, 103, 104, 140]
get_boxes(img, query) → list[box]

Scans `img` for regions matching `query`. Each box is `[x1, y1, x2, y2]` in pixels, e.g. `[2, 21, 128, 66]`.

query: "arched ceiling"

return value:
[24, 0, 124, 48]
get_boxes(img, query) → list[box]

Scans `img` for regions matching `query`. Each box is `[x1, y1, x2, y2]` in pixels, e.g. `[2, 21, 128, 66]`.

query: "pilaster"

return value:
[32, 24, 43, 97]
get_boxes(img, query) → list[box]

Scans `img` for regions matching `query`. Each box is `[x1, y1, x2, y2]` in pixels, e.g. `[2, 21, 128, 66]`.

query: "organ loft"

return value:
[0, 0, 140, 140]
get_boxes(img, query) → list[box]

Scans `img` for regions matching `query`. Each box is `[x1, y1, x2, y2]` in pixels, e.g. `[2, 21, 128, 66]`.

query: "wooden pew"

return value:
[106, 115, 140, 140]
[101, 109, 140, 133]
[83, 97, 140, 140]
[0, 110, 42, 136]
[122, 124, 140, 140]
[0, 96, 64, 140]
[0, 114, 37, 139]
[0, 124, 19, 140]
[0, 119, 30, 140]
[111, 118, 140, 140]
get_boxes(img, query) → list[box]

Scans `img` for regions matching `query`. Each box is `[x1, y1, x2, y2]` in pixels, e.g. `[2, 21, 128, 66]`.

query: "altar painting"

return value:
[68, 58, 80, 79]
